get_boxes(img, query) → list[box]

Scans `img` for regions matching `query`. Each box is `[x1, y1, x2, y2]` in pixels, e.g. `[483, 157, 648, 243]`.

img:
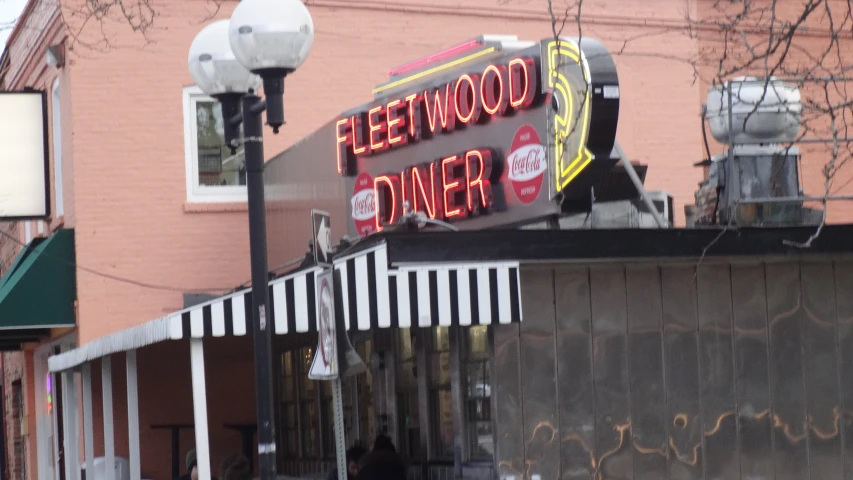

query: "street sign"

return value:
[0, 91, 50, 220]
[312, 209, 332, 266]
[309, 269, 338, 380]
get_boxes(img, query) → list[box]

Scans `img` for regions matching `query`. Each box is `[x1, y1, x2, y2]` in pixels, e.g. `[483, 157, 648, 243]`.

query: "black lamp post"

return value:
[188, 3, 315, 480]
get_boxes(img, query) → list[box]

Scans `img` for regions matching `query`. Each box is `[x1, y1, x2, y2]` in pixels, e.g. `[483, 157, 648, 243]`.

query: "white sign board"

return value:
[309, 269, 338, 380]
[0, 92, 49, 219]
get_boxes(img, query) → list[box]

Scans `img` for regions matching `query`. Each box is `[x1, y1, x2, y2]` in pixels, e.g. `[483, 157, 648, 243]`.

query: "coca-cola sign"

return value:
[507, 125, 547, 205]
[351, 172, 376, 235]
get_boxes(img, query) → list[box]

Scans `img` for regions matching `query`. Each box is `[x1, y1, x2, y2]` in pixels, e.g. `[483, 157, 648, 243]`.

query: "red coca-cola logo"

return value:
[351, 172, 376, 236]
[507, 125, 546, 205]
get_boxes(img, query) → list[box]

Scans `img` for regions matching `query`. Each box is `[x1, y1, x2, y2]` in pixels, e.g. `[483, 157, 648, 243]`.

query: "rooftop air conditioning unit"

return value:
[706, 76, 802, 145]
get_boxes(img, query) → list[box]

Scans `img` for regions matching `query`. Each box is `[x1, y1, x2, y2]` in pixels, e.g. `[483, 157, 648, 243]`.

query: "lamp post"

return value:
[188, 2, 314, 480]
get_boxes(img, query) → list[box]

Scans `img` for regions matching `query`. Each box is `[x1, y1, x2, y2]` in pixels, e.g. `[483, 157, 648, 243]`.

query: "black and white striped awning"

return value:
[334, 244, 522, 330]
[168, 266, 324, 339]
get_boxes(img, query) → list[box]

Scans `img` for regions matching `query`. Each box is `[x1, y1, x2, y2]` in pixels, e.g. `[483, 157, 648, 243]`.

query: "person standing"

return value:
[355, 435, 406, 480]
[326, 446, 367, 480]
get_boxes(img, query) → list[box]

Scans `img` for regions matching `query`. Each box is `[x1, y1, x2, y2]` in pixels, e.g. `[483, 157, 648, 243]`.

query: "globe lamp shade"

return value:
[188, 20, 262, 96]
[228, 0, 315, 73]
[229, 0, 315, 132]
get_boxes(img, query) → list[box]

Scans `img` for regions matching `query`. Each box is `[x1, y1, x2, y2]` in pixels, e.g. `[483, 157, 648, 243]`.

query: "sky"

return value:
[0, 0, 30, 55]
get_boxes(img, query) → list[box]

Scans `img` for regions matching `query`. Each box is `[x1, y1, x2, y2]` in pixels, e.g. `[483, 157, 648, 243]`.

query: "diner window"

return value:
[299, 347, 320, 458]
[279, 352, 299, 457]
[321, 380, 335, 457]
[182, 86, 247, 203]
[396, 329, 421, 459]
[356, 340, 375, 442]
[465, 326, 493, 459]
[429, 327, 453, 459]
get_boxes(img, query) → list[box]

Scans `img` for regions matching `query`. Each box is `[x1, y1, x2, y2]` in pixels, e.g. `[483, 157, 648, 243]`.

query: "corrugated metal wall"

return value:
[493, 260, 853, 480]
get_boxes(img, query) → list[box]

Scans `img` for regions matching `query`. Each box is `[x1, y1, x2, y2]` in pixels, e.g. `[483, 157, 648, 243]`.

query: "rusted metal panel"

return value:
[554, 267, 596, 480]
[801, 262, 844, 479]
[696, 265, 740, 480]
[519, 269, 560, 480]
[834, 262, 853, 479]
[661, 266, 703, 480]
[766, 262, 809, 480]
[492, 321, 524, 480]
[731, 263, 775, 479]
[625, 265, 668, 480]
[589, 266, 633, 479]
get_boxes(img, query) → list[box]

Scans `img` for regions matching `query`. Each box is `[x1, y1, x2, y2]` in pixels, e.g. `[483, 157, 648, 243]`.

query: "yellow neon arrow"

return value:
[547, 40, 593, 193]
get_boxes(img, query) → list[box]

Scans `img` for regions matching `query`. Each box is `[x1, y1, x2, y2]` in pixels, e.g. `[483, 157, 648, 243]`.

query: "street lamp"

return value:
[188, 2, 314, 480]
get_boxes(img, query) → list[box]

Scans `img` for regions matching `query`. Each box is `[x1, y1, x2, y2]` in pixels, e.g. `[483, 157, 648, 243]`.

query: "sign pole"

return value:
[331, 378, 348, 480]
[309, 210, 367, 480]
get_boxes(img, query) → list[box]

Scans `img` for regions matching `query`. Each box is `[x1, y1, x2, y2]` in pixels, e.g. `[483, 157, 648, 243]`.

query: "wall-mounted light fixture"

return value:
[45, 44, 64, 69]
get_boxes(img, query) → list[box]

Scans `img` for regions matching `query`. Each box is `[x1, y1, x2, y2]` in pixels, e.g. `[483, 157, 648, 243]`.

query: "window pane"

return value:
[195, 100, 246, 187]
[468, 326, 488, 357]
[281, 403, 297, 429]
[466, 327, 493, 460]
[282, 352, 294, 376]
[430, 352, 451, 386]
[301, 401, 318, 457]
[397, 393, 421, 460]
[433, 327, 449, 352]
[398, 329, 413, 360]
[280, 377, 295, 400]
[300, 348, 314, 372]
[466, 361, 490, 398]
[431, 389, 454, 458]
[397, 360, 417, 389]
[322, 399, 334, 457]
[284, 430, 298, 457]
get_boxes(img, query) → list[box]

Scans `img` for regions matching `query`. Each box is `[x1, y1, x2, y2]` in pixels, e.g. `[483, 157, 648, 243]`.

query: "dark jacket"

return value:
[326, 468, 351, 480]
[354, 450, 407, 480]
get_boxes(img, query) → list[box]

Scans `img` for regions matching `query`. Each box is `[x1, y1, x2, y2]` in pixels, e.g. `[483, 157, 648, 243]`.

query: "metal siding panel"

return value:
[835, 262, 853, 480]
[519, 269, 560, 480]
[661, 266, 703, 480]
[766, 262, 809, 480]
[696, 265, 740, 480]
[493, 322, 524, 480]
[589, 266, 633, 479]
[801, 262, 844, 480]
[555, 267, 596, 480]
[625, 265, 668, 480]
[731, 264, 775, 479]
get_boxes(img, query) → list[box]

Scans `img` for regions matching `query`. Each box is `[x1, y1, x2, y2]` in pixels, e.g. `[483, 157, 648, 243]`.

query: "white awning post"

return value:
[81, 364, 95, 480]
[190, 339, 212, 480]
[126, 350, 141, 480]
[102, 356, 116, 480]
[61, 370, 80, 480]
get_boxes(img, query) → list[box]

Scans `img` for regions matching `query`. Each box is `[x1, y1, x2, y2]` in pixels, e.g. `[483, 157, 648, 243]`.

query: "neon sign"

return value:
[335, 56, 539, 176]
[333, 36, 620, 238]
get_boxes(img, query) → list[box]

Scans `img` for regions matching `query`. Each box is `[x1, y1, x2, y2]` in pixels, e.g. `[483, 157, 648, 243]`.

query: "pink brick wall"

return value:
[2, 351, 37, 480]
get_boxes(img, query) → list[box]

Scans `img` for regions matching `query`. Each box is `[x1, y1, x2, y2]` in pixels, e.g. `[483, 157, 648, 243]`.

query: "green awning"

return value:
[0, 228, 76, 336]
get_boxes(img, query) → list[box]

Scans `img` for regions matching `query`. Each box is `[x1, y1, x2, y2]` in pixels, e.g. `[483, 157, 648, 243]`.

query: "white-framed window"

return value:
[52, 77, 64, 217]
[182, 85, 247, 203]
